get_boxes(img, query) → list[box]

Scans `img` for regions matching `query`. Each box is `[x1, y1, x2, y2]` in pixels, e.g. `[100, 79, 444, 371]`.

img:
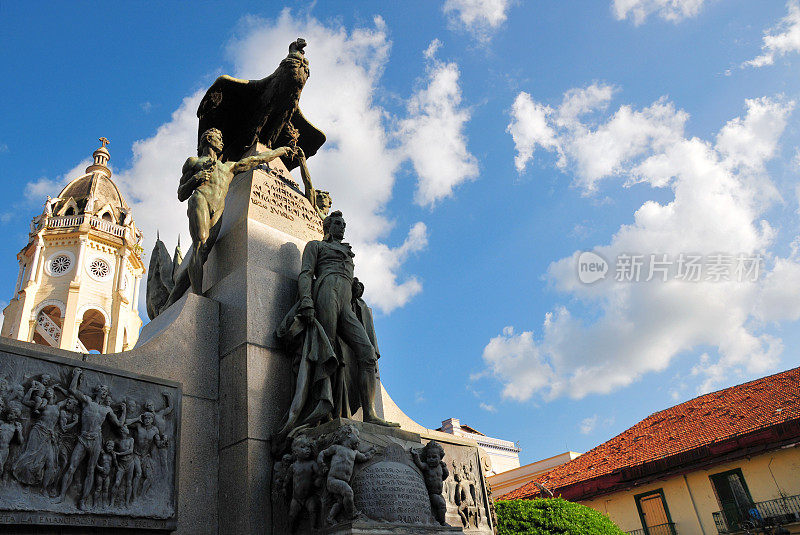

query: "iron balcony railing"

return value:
[712, 495, 800, 534]
[626, 522, 677, 535]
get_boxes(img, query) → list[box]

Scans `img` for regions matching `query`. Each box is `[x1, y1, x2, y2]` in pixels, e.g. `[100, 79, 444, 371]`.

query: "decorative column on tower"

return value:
[1, 138, 146, 353]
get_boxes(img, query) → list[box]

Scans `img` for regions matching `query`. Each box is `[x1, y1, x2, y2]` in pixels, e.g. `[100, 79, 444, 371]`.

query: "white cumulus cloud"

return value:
[612, 0, 707, 25]
[743, 1, 800, 68]
[399, 40, 478, 207]
[485, 87, 797, 401]
[442, 0, 511, 42]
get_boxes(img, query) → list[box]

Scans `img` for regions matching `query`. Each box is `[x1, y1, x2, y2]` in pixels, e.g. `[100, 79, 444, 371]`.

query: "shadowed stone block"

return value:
[219, 345, 293, 449]
[175, 396, 218, 535]
[208, 253, 301, 358]
[219, 439, 272, 535]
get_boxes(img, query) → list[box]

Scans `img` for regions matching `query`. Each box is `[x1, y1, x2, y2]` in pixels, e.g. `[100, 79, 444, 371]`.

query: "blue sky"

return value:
[2, 1, 800, 465]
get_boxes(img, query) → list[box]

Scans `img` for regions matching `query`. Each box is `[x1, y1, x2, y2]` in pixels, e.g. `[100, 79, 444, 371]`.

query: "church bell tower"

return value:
[1, 138, 145, 353]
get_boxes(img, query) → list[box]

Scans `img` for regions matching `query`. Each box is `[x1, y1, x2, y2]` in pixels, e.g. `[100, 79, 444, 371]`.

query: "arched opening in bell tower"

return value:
[77, 309, 106, 352]
[32, 305, 63, 347]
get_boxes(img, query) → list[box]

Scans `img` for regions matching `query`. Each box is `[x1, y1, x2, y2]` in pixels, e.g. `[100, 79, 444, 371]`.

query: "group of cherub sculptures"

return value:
[273, 425, 450, 531]
[0, 367, 173, 511]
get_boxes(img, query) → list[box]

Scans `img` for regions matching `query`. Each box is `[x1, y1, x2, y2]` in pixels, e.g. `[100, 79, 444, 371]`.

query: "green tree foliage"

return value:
[495, 498, 625, 535]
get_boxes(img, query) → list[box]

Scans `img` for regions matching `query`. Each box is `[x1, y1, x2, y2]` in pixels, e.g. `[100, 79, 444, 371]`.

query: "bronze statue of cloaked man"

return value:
[276, 211, 398, 443]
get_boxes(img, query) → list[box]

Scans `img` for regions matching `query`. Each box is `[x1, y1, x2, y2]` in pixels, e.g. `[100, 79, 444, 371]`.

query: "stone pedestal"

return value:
[194, 158, 494, 534]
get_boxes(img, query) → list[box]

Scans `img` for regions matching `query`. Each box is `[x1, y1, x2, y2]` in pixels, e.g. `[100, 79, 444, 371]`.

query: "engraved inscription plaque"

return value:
[0, 346, 181, 531]
[248, 161, 324, 242]
[352, 459, 436, 525]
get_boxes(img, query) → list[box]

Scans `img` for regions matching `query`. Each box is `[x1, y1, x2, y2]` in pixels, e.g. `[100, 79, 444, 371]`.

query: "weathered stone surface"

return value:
[174, 395, 218, 535]
[0, 343, 181, 531]
[352, 455, 436, 525]
[209, 260, 299, 357]
[218, 438, 272, 535]
[219, 344, 295, 450]
[245, 164, 324, 242]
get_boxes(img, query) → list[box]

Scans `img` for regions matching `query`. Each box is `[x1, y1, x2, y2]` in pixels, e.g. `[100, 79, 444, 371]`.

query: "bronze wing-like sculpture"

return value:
[196, 38, 326, 169]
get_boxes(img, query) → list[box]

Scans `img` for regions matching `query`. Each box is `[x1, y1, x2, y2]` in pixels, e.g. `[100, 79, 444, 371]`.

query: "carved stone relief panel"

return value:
[438, 442, 493, 532]
[0, 347, 181, 531]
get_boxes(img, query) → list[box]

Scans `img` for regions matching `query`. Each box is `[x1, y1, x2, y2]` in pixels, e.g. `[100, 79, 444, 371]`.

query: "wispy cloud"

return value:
[25, 158, 92, 205]
[612, 0, 707, 25]
[743, 1, 800, 68]
[579, 415, 598, 434]
[480, 402, 498, 413]
[442, 0, 511, 43]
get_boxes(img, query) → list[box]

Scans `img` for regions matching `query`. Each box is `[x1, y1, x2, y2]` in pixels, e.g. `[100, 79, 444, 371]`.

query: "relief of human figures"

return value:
[57, 368, 127, 509]
[14, 384, 74, 495]
[128, 410, 168, 500]
[0, 407, 23, 478]
[454, 462, 482, 528]
[0, 365, 177, 514]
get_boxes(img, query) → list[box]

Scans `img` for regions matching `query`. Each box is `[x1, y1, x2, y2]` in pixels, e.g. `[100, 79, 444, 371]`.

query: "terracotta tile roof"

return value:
[501, 366, 800, 500]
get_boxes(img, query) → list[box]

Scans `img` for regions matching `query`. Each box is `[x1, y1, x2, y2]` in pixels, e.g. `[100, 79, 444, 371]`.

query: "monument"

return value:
[0, 38, 494, 534]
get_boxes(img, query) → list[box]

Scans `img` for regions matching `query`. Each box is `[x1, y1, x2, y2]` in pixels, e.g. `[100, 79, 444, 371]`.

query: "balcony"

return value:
[626, 522, 677, 535]
[713, 495, 800, 534]
[37, 214, 142, 242]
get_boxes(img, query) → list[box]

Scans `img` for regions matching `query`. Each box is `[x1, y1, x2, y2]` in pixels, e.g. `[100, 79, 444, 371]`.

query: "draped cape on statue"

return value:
[275, 302, 372, 442]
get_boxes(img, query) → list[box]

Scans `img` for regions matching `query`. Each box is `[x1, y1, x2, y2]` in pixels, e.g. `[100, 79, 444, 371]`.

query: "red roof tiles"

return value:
[501, 367, 800, 501]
